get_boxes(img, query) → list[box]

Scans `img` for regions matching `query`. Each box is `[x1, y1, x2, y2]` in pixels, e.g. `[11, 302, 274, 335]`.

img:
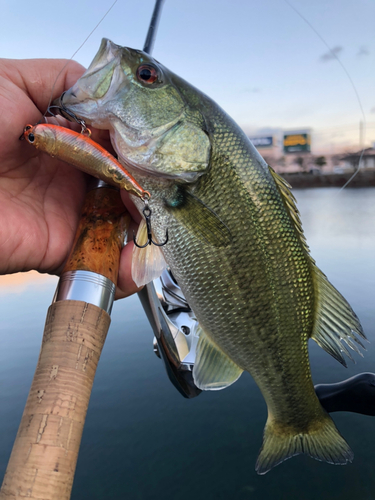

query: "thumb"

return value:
[1, 58, 85, 113]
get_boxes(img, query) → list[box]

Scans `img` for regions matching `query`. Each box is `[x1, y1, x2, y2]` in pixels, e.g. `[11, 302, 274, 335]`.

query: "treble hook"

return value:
[133, 199, 168, 248]
[47, 92, 89, 134]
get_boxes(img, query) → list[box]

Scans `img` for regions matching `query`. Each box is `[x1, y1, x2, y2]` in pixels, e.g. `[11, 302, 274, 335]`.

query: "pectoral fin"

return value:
[193, 327, 243, 390]
[131, 219, 167, 287]
[165, 189, 231, 247]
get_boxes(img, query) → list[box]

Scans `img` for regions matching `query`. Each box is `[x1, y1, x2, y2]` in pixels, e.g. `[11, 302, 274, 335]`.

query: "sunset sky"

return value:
[2, 0, 374, 152]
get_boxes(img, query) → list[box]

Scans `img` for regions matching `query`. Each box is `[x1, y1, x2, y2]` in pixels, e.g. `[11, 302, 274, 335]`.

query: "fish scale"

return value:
[136, 110, 319, 436]
[60, 38, 364, 474]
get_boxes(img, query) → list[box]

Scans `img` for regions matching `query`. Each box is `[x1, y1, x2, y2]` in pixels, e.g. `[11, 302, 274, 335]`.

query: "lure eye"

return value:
[27, 133, 35, 143]
[136, 64, 159, 84]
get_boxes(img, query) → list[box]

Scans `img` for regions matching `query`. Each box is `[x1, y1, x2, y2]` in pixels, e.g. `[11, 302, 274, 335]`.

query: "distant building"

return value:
[248, 136, 274, 148]
[245, 125, 375, 174]
[341, 148, 375, 170]
[247, 135, 279, 167]
[283, 132, 311, 154]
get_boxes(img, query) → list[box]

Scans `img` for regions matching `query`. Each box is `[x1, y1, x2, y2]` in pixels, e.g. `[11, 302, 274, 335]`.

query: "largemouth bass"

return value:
[59, 39, 365, 474]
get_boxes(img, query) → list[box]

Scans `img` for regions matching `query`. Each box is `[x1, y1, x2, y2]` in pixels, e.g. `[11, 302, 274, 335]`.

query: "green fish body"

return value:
[61, 39, 365, 473]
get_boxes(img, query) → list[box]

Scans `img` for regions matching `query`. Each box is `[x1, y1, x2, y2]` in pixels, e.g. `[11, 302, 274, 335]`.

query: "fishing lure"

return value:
[22, 123, 150, 202]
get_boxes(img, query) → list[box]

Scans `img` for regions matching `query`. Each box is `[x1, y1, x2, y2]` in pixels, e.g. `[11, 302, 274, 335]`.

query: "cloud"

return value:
[320, 46, 343, 62]
[357, 46, 369, 57]
[241, 87, 261, 93]
[371, 107, 375, 114]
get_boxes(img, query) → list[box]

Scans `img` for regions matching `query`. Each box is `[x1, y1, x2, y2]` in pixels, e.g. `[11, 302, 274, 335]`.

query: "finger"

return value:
[115, 240, 143, 300]
[1, 58, 85, 114]
[88, 128, 114, 155]
[0, 59, 86, 158]
[120, 190, 142, 224]
[2, 60, 115, 163]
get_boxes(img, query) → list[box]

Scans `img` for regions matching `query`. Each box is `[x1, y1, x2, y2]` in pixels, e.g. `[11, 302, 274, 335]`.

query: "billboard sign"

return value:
[249, 136, 273, 148]
[283, 133, 311, 153]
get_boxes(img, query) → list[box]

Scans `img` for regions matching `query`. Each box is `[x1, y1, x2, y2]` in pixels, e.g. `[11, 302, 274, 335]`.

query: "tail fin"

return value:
[255, 414, 353, 475]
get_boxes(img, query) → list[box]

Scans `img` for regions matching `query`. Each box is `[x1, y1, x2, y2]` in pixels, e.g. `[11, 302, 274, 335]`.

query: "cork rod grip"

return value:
[63, 186, 131, 282]
[0, 186, 131, 499]
[0, 301, 110, 500]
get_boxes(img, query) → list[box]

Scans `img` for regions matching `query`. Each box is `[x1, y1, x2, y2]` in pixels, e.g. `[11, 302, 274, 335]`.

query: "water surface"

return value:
[0, 188, 374, 500]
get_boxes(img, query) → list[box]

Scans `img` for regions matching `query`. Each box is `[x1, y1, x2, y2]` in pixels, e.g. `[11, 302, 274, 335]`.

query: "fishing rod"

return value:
[0, 2, 166, 499]
[143, 0, 166, 53]
[0, 182, 130, 500]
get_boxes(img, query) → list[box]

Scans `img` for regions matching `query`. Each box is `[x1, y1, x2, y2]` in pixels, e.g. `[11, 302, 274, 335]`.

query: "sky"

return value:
[2, 0, 374, 154]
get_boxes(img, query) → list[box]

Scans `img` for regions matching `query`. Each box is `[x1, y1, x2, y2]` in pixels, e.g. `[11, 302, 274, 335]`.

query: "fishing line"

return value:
[283, 0, 366, 190]
[44, 0, 118, 120]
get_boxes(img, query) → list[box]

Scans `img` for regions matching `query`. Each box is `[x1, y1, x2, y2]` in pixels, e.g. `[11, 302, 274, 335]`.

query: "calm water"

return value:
[0, 188, 375, 500]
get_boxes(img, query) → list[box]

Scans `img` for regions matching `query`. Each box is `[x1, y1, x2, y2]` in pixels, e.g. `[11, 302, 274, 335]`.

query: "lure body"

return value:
[23, 123, 150, 200]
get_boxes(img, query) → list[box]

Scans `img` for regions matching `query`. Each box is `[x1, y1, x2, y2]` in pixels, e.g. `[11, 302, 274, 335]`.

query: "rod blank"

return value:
[143, 0, 166, 54]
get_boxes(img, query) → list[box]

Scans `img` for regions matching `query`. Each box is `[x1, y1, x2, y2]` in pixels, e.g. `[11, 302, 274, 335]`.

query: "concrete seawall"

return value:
[282, 170, 375, 189]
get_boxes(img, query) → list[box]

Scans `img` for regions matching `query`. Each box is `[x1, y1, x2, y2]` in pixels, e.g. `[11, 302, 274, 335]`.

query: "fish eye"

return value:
[27, 133, 35, 143]
[136, 64, 159, 84]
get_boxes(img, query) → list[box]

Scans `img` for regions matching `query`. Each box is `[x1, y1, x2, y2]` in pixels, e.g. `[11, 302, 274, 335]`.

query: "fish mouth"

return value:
[52, 92, 184, 180]
[51, 87, 103, 126]
[54, 91, 201, 183]
[52, 38, 204, 184]
[50, 92, 86, 124]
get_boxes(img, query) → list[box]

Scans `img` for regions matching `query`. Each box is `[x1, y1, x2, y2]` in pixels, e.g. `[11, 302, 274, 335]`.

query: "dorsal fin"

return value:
[269, 166, 366, 366]
[269, 167, 312, 259]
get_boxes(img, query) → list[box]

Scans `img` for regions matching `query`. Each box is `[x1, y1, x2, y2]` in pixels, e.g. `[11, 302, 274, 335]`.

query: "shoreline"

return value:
[281, 170, 375, 189]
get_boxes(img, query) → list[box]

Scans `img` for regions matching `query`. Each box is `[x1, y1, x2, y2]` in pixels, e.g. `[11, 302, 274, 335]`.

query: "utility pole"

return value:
[359, 120, 364, 150]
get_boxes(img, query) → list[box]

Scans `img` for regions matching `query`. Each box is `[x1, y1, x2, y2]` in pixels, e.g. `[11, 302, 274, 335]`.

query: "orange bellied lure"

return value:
[23, 123, 150, 201]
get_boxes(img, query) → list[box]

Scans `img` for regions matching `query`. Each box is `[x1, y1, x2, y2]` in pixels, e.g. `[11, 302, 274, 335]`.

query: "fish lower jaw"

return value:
[117, 153, 200, 183]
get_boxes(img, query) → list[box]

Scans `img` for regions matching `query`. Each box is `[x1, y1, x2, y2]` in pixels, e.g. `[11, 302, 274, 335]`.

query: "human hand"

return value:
[0, 58, 140, 298]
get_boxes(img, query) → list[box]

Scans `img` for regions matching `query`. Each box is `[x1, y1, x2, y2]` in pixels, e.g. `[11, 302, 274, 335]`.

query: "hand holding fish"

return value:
[0, 58, 140, 298]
